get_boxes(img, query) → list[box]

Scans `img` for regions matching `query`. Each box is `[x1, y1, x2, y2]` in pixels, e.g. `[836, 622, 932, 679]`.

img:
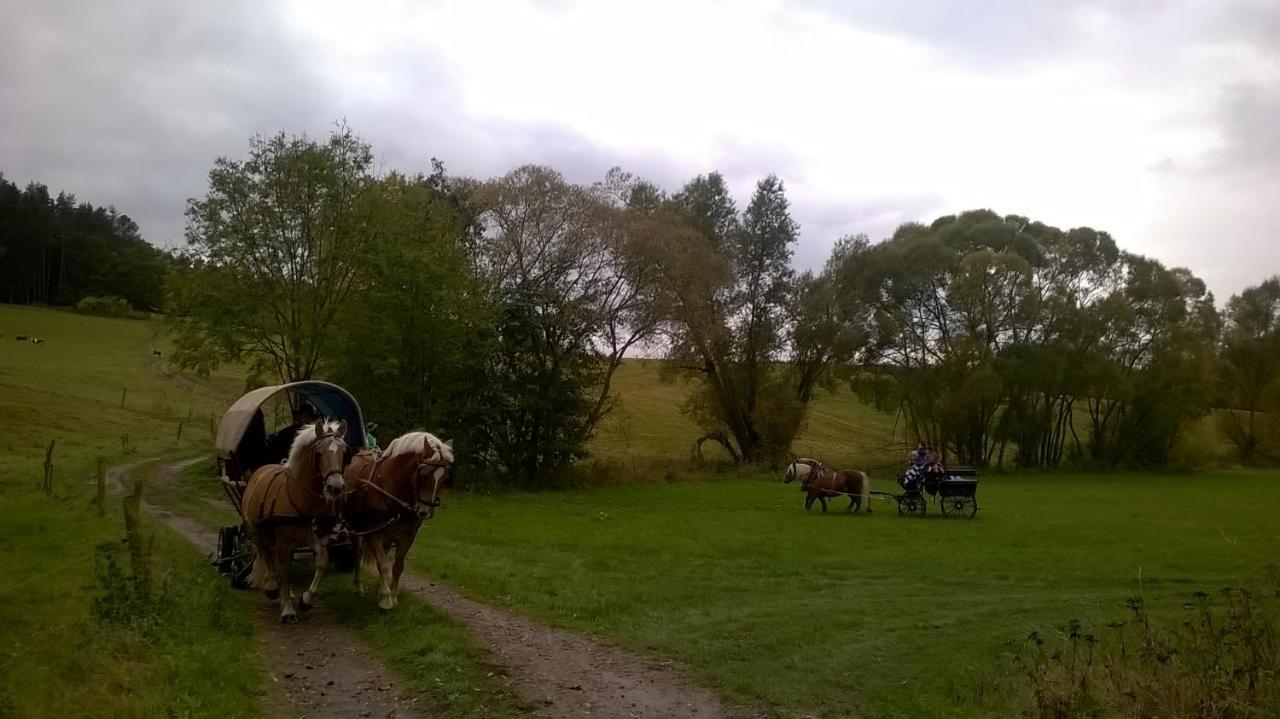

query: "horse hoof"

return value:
[280, 613, 299, 625]
[265, 588, 280, 601]
[299, 598, 313, 612]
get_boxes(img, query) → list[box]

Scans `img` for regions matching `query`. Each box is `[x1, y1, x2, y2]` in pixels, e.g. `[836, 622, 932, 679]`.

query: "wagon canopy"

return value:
[215, 380, 365, 459]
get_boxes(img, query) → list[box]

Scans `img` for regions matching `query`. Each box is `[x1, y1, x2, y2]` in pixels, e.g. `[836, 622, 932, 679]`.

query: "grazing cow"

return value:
[30, 338, 44, 345]
[16, 336, 28, 341]
[151, 349, 162, 358]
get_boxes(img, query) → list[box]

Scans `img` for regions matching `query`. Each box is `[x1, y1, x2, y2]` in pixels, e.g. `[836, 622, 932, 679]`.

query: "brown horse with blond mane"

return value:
[343, 430, 454, 611]
[243, 418, 349, 623]
[783, 456, 872, 513]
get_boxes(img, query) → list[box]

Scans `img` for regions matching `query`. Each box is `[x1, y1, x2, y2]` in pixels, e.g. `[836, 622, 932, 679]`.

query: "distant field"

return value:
[414, 470, 1280, 717]
[591, 360, 906, 468]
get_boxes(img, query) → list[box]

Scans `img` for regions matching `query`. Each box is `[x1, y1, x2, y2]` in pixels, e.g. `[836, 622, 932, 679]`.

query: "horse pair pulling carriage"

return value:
[212, 381, 453, 622]
[783, 455, 980, 518]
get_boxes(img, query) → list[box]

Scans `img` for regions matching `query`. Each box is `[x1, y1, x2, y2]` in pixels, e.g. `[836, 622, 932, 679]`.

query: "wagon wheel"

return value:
[940, 496, 968, 517]
[216, 524, 255, 589]
[964, 496, 979, 518]
[897, 496, 927, 516]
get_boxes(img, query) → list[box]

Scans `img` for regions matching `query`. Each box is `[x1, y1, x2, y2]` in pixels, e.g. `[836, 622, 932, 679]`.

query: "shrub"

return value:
[75, 295, 147, 319]
[91, 537, 171, 633]
[1014, 570, 1280, 718]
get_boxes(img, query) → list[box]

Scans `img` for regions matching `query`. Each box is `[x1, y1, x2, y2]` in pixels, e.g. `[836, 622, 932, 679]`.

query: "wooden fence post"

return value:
[42, 439, 56, 496]
[122, 479, 150, 598]
[120, 386, 127, 409]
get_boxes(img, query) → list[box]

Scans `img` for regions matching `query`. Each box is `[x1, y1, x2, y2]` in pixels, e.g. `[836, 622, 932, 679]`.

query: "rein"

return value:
[348, 452, 448, 524]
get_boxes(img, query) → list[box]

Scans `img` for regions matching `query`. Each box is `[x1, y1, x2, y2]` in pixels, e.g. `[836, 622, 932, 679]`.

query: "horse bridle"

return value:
[291, 430, 349, 503]
[788, 458, 826, 488]
[356, 454, 452, 520]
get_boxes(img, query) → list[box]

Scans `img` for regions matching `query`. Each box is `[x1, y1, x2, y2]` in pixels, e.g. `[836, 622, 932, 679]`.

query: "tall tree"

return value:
[475, 165, 667, 481]
[327, 166, 492, 455]
[167, 126, 376, 382]
[659, 173, 834, 464]
[0, 173, 167, 308]
[1219, 277, 1280, 465]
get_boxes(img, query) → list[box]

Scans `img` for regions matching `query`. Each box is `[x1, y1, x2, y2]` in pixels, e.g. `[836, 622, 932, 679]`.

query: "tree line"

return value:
[158, 127, 1280, 479]
[0, 173, 169, 309]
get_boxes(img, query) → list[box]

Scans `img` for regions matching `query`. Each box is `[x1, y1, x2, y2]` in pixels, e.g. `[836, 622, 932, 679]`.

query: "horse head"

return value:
[415, 436, 454, 519]
[307, 419, 349, 501]
[783, 454, 808, 484]
[383, 432, 455, 519]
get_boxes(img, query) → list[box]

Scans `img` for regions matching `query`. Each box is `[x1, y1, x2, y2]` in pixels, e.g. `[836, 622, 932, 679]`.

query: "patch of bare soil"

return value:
[110, 460, 428, 719]
[397, 574, 748, 719]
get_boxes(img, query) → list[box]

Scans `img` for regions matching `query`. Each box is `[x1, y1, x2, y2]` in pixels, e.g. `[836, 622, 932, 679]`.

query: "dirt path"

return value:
[132, 459, 750, 719]
[109, 461, 429, 719]
[397, 574, 744, 719]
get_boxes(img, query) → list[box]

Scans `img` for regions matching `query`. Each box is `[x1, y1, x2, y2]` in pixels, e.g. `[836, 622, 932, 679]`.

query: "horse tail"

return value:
[861, 471, 871, 513]
[247, 549, 270, 589]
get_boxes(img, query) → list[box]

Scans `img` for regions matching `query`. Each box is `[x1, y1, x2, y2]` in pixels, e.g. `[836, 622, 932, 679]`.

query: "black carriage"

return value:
[893, 466, 980, 518]
[211, 381, 366, 586]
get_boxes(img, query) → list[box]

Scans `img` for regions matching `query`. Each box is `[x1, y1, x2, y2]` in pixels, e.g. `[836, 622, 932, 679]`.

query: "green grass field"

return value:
[415, 471, 1280, 717]
[0, 305, 264, 717]
[4, 304, 1278, 717]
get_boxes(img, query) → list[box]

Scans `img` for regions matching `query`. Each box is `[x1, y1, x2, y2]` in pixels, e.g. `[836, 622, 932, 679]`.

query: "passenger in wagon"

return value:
[265, 401, 319, 463]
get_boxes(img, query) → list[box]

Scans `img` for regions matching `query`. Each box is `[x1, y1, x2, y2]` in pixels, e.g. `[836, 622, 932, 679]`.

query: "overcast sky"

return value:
[2, 0, 1277, 298]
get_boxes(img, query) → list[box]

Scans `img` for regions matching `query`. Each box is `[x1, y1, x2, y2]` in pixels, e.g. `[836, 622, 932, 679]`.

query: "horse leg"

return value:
[251, 530, 281, 605]
[819, 496, 828, 513]
[370, 539, 394, 611]
[300, 534, 329, 610]
[389, 527, 420, 607]
[847, 496, 856, 513]
[274, 540, 298, 624]
[805, 493, 815, 511]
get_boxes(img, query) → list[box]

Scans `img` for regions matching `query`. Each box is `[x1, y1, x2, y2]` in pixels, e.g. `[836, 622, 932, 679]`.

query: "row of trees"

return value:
[166, 127, 1280, 480]
[0, 174, 169, 309]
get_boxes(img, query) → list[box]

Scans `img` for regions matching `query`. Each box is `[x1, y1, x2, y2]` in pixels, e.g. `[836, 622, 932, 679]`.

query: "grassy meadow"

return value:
[416, 471, 1280, 717]
[4, 303, 1279, 718]
[0, 305, 258, 717]
[590, 360, 909, 470]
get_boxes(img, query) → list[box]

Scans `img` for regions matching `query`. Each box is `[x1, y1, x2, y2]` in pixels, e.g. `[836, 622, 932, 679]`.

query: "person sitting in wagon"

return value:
[265, 401, 319, 463]
[909, 444, 932, 473]
[899, 443, 932, 489]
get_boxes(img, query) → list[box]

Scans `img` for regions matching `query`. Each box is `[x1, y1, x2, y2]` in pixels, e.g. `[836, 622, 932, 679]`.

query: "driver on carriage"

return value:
[900, 443, 936, 489]
[265, 401, 319, 463]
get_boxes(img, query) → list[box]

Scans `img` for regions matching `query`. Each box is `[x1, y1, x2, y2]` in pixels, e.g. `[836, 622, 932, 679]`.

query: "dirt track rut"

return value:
[110, 461, 427, 719]
[396, 573, 737, 718]
[122, 458, 748, 719]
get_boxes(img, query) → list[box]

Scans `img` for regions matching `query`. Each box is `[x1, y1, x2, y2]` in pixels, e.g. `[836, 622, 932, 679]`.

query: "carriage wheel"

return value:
[964, 497, 979, 518]
[216, 525, 255, 589]
[941, 496, 971, 517]
[897, 496, 926, 516]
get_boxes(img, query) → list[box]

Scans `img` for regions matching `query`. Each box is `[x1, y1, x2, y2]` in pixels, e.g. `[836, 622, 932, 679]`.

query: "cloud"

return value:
[1, 0, 1277, 299]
